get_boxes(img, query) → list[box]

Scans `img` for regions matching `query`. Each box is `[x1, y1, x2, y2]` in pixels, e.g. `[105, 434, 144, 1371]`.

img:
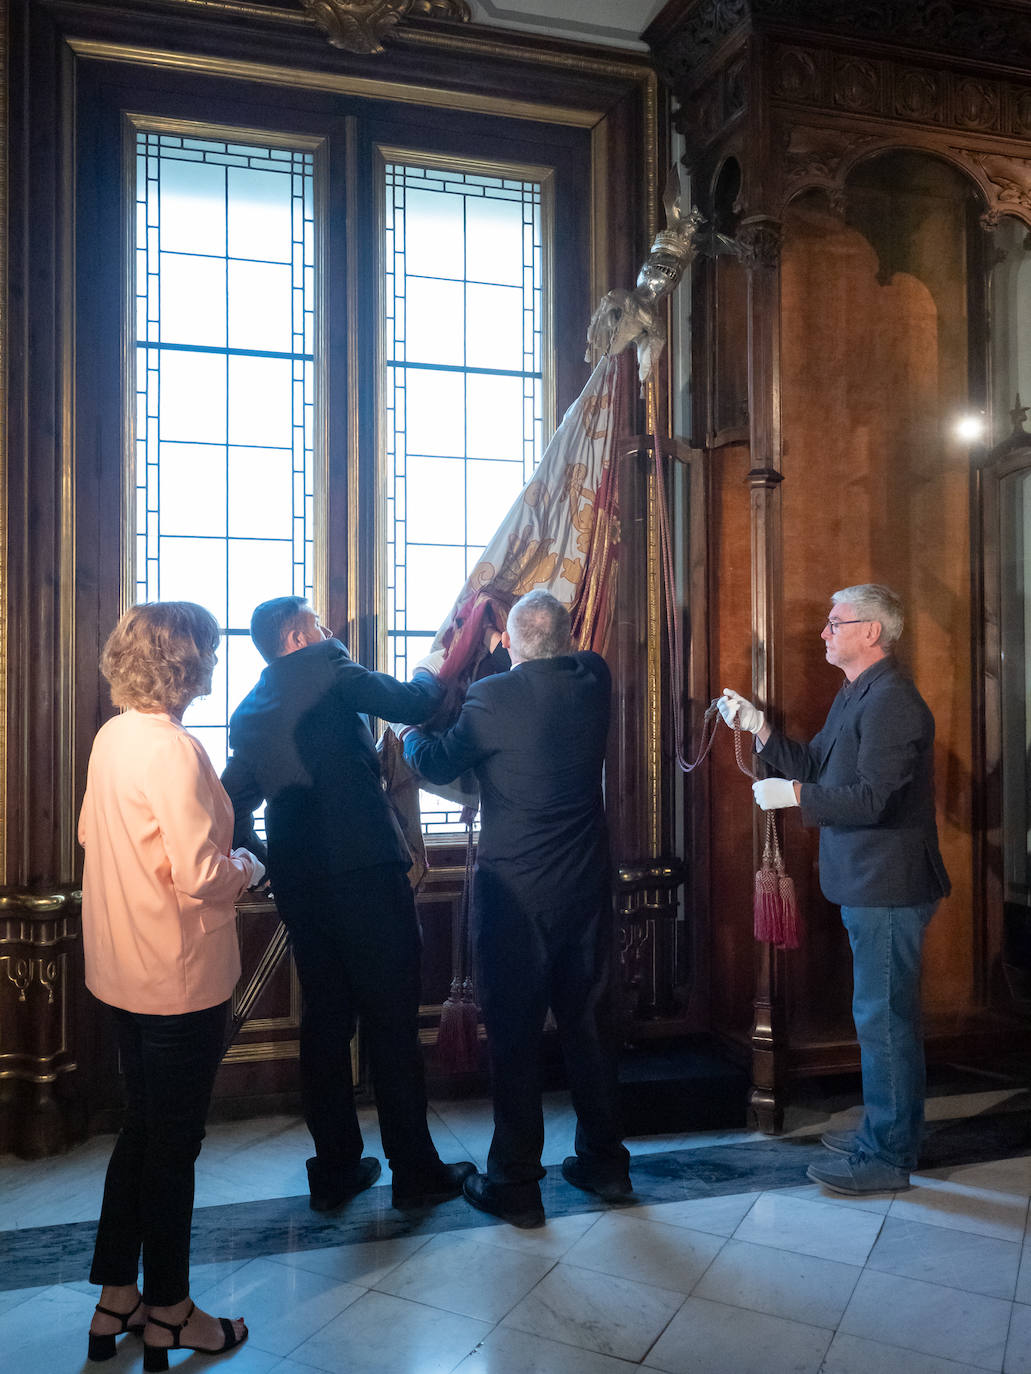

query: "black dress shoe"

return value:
[461, 1171, 545, 1228]
[561, 1155, 633, 1202]
[391, 1159, 476, 1208]
[306, 1155, 382, 1212]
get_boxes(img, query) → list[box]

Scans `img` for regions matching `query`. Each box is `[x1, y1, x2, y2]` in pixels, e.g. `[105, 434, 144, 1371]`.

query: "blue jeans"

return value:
[841, 902, 938, 1171]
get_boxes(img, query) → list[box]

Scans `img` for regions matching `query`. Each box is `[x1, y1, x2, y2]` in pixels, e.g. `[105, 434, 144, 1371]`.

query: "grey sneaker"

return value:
[820, 1129, 859, 1155]
[806, 1150, 911, 1196]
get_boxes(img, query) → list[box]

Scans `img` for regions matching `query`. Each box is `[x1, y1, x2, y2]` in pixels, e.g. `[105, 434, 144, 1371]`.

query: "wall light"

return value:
[954, 413, 986, 442]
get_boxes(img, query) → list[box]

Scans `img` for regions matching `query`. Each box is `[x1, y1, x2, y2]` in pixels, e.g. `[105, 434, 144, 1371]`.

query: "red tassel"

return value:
[776, 871, 801, 949]
[753, 863, 781, 943]
[753, 813, 804, 948]
[436, 976, 480, 1073]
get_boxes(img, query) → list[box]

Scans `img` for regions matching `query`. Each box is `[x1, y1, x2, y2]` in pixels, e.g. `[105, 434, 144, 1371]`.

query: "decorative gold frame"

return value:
[0, 0, 9, 884]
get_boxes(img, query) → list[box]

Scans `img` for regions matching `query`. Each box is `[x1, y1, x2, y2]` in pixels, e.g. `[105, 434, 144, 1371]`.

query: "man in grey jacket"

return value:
[720, 583, 950, 1195]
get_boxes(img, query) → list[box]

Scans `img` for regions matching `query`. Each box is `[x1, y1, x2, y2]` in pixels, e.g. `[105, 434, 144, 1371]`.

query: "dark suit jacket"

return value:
[221, 638, 443, 901]
[760, 656, 951, 908]
[404, 651, 611, 910]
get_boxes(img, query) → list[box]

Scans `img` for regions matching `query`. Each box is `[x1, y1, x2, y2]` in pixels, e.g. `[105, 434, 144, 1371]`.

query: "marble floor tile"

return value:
[454, 1324, 641, 1373]
[1016, 1246, 1031, 1304]
[0, 1285, 45, 1319]
[940, 1157, 1031, 1200]
[643, 1294, 833, 1374]
[560, 1211, 724, 1293]
[269, 1233, 432, 1287]
[0, 1281, 117, 1373]
[1006, 1301, 1031, 1374]
[823, 1330, 1002, 1374]
[184, 1254, 365, 1357]
[287, 1288, 490, 1374]
[692, 1238, 862, 1329]
[501, 1261, 684, 1362]
[773, 1180, 894, 1215]
[890, 1175, 1029, 1244]
[867, 1216, 1021, 1300]
[462, 1211, 600, 1260]
[373, 1231, 555, 1323]
[622, 1191, 761, 1237]
[733, 1189, 885, 1265]
[839, 1267, 1012, 1369]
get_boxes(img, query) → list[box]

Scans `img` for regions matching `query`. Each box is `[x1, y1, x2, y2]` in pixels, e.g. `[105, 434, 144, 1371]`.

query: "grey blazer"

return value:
[760, 657, 950, 908]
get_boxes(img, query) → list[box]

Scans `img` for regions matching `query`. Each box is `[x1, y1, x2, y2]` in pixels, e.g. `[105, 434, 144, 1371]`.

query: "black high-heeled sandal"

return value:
[142, 1300, 247, 1372]
[87, 1297, 146, 1362]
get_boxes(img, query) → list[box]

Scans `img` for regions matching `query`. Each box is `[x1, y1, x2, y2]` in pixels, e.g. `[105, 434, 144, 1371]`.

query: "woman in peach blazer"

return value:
[80, 602, 263, 1370]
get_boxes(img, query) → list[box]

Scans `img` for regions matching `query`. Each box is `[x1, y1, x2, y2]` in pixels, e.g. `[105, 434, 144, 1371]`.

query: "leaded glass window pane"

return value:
[134, 132, 316, 778]
[384, 160, 545, 832]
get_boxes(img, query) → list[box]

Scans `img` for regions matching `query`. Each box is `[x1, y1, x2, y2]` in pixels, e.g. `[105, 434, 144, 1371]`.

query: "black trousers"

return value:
[90, 1000, 227, 1307]
[473, 869, 629, 1189]
[278, 862, 440, 1175]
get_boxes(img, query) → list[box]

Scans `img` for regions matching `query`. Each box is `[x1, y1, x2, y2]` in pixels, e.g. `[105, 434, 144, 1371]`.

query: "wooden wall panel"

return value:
[779, 192, 975, 1035]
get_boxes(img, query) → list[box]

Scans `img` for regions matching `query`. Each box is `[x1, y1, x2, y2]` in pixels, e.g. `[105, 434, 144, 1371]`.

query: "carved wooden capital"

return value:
[299, 0, 470, 56]
[737, 217, 782, 271]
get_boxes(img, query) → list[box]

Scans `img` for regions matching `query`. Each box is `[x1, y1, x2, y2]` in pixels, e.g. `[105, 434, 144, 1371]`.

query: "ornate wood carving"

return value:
[954, 150, 1031, 219]
[0, 888, 82, 1158]
[832, 56, 881, 115]
[779, 125, 879, 208]
[652, 1, 1031, 83]
[894, 67, 944, 124]
[770, 42, 1031, 145]
[299, 0, 470, 55]
[737, 215, 782, 272]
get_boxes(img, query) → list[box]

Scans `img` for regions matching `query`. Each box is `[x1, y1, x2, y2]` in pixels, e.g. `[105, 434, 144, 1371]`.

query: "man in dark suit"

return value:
[222, 596, 473, 1212]
[720, 583, 950, 1195]
[403, 589, 630, 1227]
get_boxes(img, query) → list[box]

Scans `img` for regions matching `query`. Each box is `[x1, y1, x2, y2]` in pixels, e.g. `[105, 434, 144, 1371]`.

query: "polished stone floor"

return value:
[4, 1079, 1031, 1372]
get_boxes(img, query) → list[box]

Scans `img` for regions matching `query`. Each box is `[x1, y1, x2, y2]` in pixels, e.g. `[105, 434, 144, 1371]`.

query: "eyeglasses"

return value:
[824, 618, 868, 635]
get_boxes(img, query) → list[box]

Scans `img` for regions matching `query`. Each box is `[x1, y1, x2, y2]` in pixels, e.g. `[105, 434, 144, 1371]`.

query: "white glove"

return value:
[752, 778, 798, 810]
[233, 848, 266, 887]
[718, 688, 765, 734]
[413, 649, 446, 677]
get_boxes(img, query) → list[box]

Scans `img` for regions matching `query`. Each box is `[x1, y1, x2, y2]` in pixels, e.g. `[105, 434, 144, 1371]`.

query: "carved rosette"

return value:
[299, 0, 470, 56]
[737, 216, 782, 271]
[832, 56, 880, 114]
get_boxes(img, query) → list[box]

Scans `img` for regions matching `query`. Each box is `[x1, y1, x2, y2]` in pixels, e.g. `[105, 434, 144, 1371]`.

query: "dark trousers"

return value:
[90, 1000, 227, 1307]
[279, 862, 439, 1175]
[473, 870, 629, 1189]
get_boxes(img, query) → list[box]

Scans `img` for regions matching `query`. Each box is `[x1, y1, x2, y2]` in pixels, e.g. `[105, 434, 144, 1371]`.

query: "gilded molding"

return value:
[299, 0, 469, 56]
[67, 39, 601, 127]
[0, 0, 7, 886]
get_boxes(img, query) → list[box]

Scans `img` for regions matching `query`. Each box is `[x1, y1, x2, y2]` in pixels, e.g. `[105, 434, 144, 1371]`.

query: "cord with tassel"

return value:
[733, 724, 802, 949]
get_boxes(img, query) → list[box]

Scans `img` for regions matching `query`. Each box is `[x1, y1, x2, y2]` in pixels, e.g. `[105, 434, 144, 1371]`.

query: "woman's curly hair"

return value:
[101, 601, 220, 715]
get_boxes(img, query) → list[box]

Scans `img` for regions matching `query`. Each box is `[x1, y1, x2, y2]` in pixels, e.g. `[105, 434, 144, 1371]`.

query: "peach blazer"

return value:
[79, 710, 248, 1015]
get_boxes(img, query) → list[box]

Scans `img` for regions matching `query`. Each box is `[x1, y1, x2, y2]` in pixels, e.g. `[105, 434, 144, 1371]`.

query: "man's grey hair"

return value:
[507, 589, 572, 661]
[832, 583, 904, 648]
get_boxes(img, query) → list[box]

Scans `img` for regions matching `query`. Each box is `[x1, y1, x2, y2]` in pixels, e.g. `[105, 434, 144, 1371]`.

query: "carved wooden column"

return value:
[739, 216, 786, 1129]
[0, 888, 83, 1158]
